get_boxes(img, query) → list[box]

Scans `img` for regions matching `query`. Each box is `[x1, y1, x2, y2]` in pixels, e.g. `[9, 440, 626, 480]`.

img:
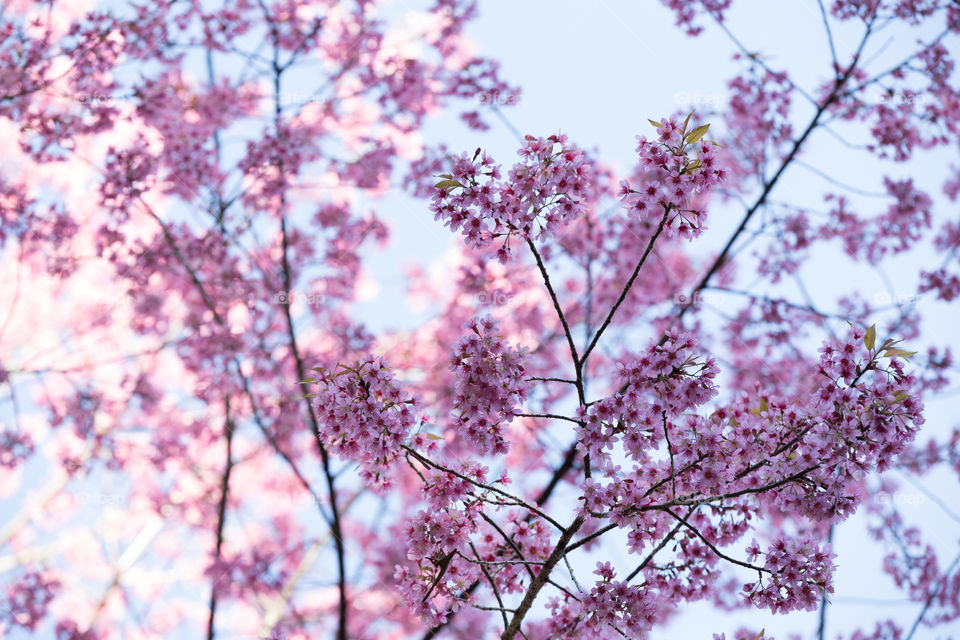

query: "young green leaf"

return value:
[864, 324, 877, 350]
[892, 391, 911, 404]
[883, 347, 917, 359]
[749, 397, 769, 415]
[686, 123, 710, 144]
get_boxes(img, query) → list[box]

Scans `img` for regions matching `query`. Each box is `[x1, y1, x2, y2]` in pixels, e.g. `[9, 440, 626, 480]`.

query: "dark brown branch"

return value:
[817, 525, 835, 640]
[516, 412, 581, 424]
[478, 511, 537, 580]
[535, 442, 579, 507]
[525, 236, 586, 408]
[579, 205, 671, 367]
[662, 411, 677, 500]
[626, 508, 693, 582]
[279, 216, 348, 640]
[657, 507, 765, 574]
[526, 376, 577, 385]
[207, 397, 235, 640]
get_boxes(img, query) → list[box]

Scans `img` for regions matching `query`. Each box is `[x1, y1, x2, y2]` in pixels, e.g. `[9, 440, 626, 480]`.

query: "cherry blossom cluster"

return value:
[395, 504, 482, 626]
[309, 357, 419, 489]
[430, 134, 597, 261]
[756, 210, 813, 283]
[543, 562, 660, 639]
[239, 122, 318, 217]
[919, 268, 960, 302]
[392, 554, 463, 628]
[135, 71, 259, 200]
[564, 325, 922, 621]
[811, 327, 923, 466]
[867, 101, 924, 162]
[1, 570, 59, 633]
[738, 326, 923, 522]
[726, 69, 794, 174]
[394, 447, 560, 628]
[54, 619, 98, 640]
[577, 330, 719, 462]
[475, 514, 553, 596]
[830, 0, 887, 21]
[417, 459, 487, 508]
[394, 458, 493, 626]
[619, 115, 726, 239]
[0, 430, 33, 469]
[824, 34, 959, 166]
[620, 327, 921, 524]
[919, 217, 960, 301]
[818, 178, 932, 264]
[660, 0, 733, 35]
[449, 316, 530, 455]
[898, 424, 960, 474]
[99, 144, 156, 216]
[743, 536, 836, 613]
[830, 0, 958, 23]
[861, 480, 960, 627]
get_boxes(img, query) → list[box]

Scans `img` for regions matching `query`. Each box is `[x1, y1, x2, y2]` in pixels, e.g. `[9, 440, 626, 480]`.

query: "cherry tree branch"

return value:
[579, 205, 672, 366]
[535, 442, 581, 506]
[525, 236, 583, 403]
[403, 446, 564, 531]
[657, 507, 766, 575]
[516, 412, 581, 424]
[206, 397, 235, 640]
[816, 0, 840, 73]
[137, 204, 334, 526]
[262, 7, 350, 627]
[279, 215, 349, 640]
[817, 525, 835, 640]
[258, 490, 364, 638]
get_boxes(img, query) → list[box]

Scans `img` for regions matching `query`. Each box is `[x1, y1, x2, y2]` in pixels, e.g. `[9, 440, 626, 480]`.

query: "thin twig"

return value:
[904, 550, 960, 640]
[580, 206, 671, 366]
[404, 447, 564, 531]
